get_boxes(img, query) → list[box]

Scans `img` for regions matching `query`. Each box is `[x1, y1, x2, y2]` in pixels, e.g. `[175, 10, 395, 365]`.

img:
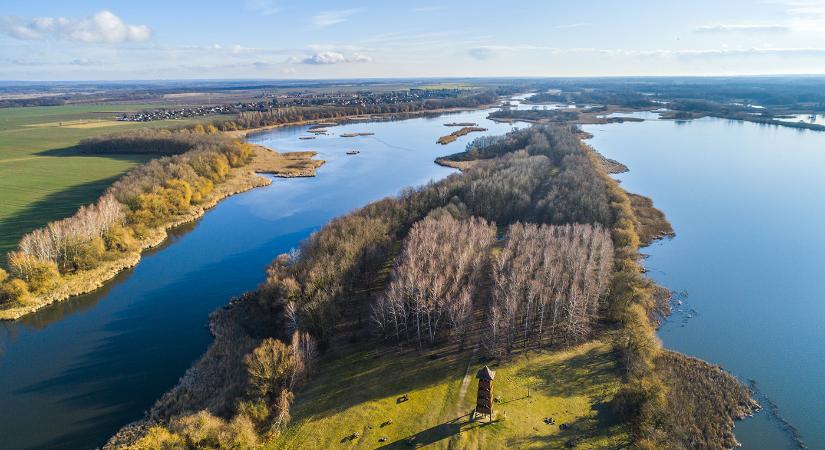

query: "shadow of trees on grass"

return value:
[375, 413, 498, 449]
[516, 347, 621, 401]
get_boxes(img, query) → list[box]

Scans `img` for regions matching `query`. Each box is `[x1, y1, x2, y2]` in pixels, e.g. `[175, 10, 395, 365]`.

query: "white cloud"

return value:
[245, 0, 280, 16]
[0, 11, 151, 44]
[313, 9, 357, 28]
[694, 24, 789, 33]
[350, 52, 373, 62]
[300, 51, 372, 64]
[468, 47, 495, 60]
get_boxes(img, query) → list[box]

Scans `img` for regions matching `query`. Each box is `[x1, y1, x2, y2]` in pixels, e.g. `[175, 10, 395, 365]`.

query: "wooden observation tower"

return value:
[474, 365, 495, 421]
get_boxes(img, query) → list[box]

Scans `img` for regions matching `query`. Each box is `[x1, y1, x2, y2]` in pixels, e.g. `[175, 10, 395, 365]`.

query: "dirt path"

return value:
[457, 344, 479, 405]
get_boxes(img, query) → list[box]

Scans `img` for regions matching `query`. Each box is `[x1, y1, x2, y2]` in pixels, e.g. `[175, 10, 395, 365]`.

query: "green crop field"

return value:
[273, 340, 628, 449]
[0, 104, 223, 259]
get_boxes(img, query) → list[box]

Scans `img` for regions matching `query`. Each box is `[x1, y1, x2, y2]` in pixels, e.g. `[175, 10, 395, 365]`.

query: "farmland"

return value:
[0, 104, 227, 258]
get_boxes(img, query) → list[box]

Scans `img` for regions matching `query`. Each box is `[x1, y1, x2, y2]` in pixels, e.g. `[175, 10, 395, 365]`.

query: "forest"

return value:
[107, 123, 753, 450]
[488, 108, 579, 122]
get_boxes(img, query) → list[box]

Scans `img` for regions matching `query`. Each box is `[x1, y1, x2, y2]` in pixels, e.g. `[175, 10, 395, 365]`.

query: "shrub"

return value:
[126, 426, 184, 450]
[62, 237, 106, 272]
[0, 279, 30, 305]
[244, 338, 294, 400]
[221, 142, 254, 168]
[192, 153, 230, 182]
[7, 252, 60, 293]
[104, 224, 140, 253]
[190, 177, 214, 204]
[237, 400, 270, 428]
[171, 411, 259, 450]
[0, 268, 7, 283]
[163, 179, 193, 212]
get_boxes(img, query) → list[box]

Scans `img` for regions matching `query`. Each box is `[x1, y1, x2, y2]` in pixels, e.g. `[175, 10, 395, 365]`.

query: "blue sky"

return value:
[3, 0, 825, 80]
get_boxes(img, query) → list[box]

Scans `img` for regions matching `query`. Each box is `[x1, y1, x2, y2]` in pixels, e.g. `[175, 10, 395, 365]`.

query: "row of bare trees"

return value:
[16, 194, 123, 270]
[487, 222, 613, 356]
[371, 217, 614, 353]
[371, 214, 496, 348]
[2, 132, 255, 306]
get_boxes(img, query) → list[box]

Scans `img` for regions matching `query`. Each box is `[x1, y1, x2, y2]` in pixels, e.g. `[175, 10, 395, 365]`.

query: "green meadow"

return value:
[273, 340, 628, 450]
[0, 104, 219, 259]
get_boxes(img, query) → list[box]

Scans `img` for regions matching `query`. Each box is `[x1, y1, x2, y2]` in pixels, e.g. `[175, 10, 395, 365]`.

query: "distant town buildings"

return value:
[117, 89, 465, 122]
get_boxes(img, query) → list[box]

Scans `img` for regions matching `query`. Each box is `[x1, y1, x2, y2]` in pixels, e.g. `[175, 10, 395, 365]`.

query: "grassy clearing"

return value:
[0, 104, 224, 258]
[272, 340, 628, 449]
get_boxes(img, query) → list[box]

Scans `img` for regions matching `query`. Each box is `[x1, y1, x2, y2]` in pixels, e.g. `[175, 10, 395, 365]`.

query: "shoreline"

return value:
[0, 146, 324, 321]
[224, 103, 496, 139]
[584, 139, 758, 448]
[1, 102, 499, 320]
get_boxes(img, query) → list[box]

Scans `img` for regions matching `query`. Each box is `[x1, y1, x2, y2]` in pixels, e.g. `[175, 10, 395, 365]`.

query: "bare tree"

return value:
[489, 222, 613, 355]
[372, 214, 495, 348]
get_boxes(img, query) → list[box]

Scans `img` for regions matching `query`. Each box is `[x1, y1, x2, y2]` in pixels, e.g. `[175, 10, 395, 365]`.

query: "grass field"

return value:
[273, 340, 628, 449]
[0, 104, 225, 259]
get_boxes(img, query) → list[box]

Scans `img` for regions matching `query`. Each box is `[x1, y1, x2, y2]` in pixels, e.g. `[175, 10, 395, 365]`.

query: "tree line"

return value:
[487, 222, 613, 355]
[372, 214, 495, 349]
[1, 129, 254, 307]
[488, 108, 579, 122]
[209, 90, 497, 132]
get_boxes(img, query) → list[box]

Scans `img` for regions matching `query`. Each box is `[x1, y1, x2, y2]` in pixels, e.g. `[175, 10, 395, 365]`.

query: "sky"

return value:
[3, 0, 825, 80]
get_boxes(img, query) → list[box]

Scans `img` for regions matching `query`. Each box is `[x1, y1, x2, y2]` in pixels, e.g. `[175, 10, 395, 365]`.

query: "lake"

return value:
[584, 116, 825, 449]
[0, 106, 520, 450]
[4, 101, 820, 450]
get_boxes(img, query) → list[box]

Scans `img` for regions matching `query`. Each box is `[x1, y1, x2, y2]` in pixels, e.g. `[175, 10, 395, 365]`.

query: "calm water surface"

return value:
[585, 117, 825, 449]
[0, 107, 519, 450]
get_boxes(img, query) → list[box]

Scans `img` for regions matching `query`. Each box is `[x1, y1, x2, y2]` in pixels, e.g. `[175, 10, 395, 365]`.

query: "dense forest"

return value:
[525, 90, 655, 108]
[488, 108, 580, 122]
[487, 222, 613, 354]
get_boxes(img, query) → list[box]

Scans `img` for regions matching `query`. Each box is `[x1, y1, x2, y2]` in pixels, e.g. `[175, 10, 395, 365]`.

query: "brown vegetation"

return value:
[486, 222, 613, 355]
[1, 130, 322, 320]
[654, 351, 759, 449]
[436, 126, 487, 144]
[628, 193, 675, 246]
[371, 214, 495, 347]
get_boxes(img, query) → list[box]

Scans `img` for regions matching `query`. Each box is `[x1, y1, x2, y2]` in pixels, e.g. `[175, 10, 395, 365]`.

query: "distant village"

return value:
[117, 88, 465, 122]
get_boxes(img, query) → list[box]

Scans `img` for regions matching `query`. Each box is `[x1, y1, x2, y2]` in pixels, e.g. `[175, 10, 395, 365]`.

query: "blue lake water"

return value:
[585, 117, 825, 449]
[0, 107, 520, 450]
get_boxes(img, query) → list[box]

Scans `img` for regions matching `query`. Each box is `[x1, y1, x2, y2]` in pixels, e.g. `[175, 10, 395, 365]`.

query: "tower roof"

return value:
[476, 365, 495, 381]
